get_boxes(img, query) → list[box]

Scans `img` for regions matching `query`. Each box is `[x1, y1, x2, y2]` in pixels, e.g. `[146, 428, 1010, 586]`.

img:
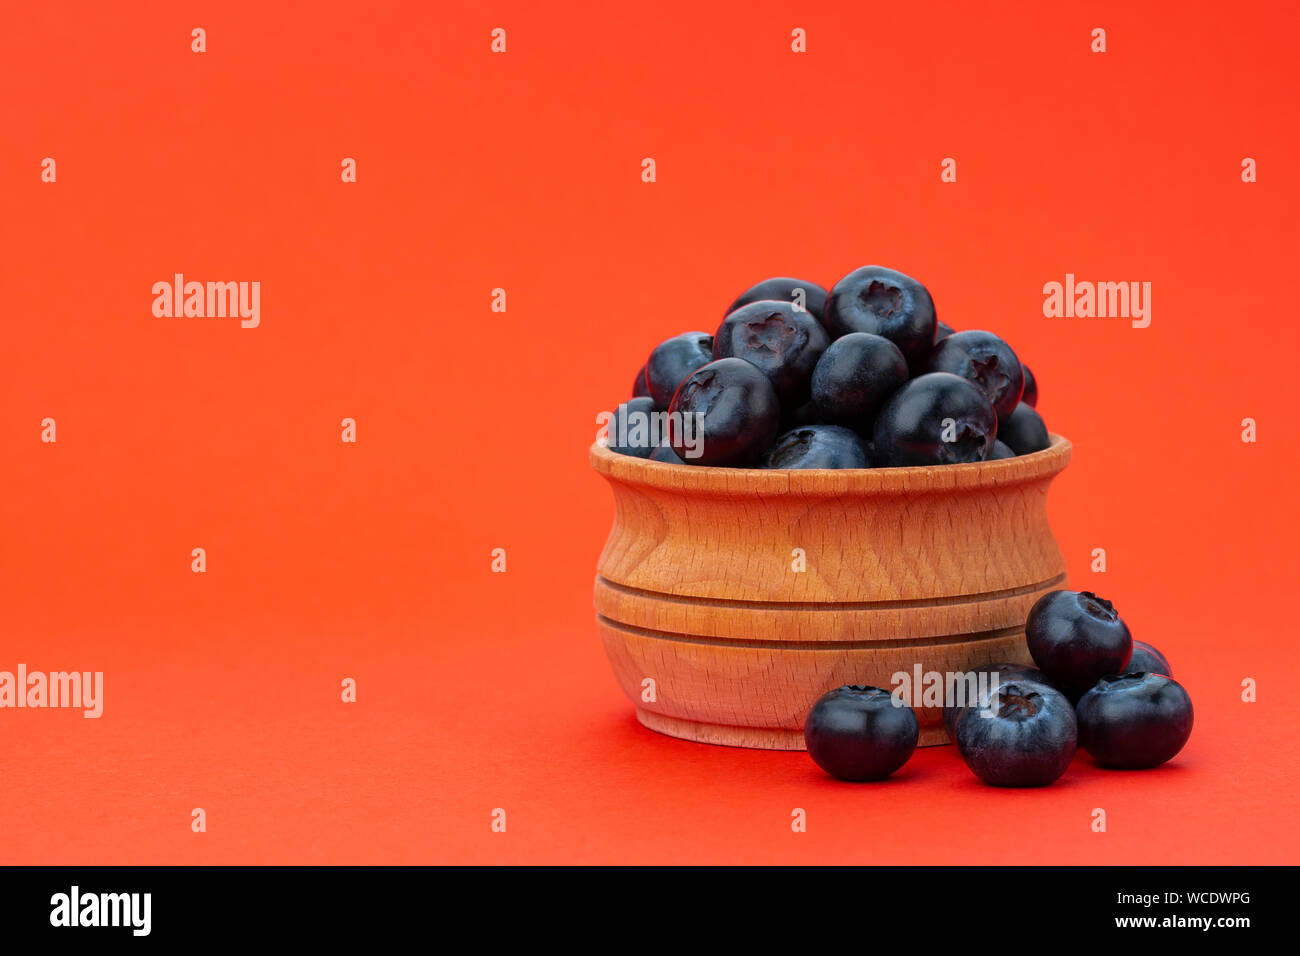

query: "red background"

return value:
[2, 0, 1297, 863]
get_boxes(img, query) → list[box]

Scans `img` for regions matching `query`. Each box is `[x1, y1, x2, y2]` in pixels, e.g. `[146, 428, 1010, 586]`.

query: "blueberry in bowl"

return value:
[668, 357, 781, 466]
[924, 330, 1024, 420]
[763, 425, 871, 469]
[823, 265, 938, 366]
[804, 685, 919, 781]
[713, 300, 830, 408]
[649, 443, 684, 464]
[645, 331, 714, 409]
[1026, 590, 1132, 698]
[810, 332, 908, 429]
[872, 372, 997, 467]
[1021, 364, 1038, 407]
[725, 277, 828, 323]
[1076, 673, 1193, 769]
[632, 364, 651, 398]
[954, 679, 1077, 786]
[607, 396, 659, 458]
[990, 440, 1016, 460]
[997, 402, 1050, 456]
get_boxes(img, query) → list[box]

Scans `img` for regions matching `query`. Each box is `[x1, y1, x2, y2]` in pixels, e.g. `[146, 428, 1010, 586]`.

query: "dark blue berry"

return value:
[998, 402, 1050, 455]
[607, 396, 659, 458]
[645, 332, 713, 409]
[726, 277, 828, 323]
[1126, 640, 1171, 677]
[872, 372, 996, 467]
[1076, 673, 1193, 769]
[955, 680, 1077, 787]
[713, 301, 829, 407]
[1026, 590, 1132, 698]
[668, 357, 781, 466]
[804, 685, 919, 781]
[823, 266, 938, 366]
[924, 330, 1024, 420]
[1021, 364, 1038, 407]
[763, 425, 870, 469]
[810, 332, 908, 429]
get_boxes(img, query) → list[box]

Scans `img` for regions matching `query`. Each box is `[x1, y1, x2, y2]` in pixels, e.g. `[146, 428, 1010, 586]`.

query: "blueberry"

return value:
[633, 365, 651, 399]
[803, 685, 919, 781]
[780, 399, 822, 431]
[823, 266, 938, 365]
[763, 425, 870, 469]
[942, 662, 1051, 740]
[990, 440, 1016, 460]
[1126, 640, 1172, 677]
[649, 443, 683, 464]
[726, 277, 828, 323]
[934, 321, 955, 344]
[606, 397, 659, 458]
[955, 680, 1077, 787]
[1076, 673, 1193, 769]
[713, 301, 830, 407]
[1026, 590, 1132, 698]
[645, 332, 714, 409]
[668, 357, 781, 466]
[1021, 364, 1038, 407]
[997, 402, 1050, 456]
[924, 330, 1024, 419]
[810, 332, 908, 429]
[871, 372, 996, 467]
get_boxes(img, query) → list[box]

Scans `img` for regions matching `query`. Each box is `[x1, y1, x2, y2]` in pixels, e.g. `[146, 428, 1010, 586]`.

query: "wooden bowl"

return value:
[591, 435, 1071, 749]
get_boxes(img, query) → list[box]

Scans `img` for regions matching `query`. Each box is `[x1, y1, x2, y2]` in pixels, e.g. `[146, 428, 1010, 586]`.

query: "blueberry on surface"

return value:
[823, 266, 938, 365]
[924, 330, 1024, 419]
[990, 440, 1016, 460]
[633, 365, 651, 398]
[1021, 364, 1038, 407]
[645, 332, 714, 409]
[871, 372, 996, 467]
[942, 662, 1051, 740]
[997, 402, 1050, 456]
[803, 685, 919, 782]
[726, 277, 828, 322]
[955, 680, 1077, 787]
[607, 396, 659, 458]
[763, 425, 870, 469]
[668, 357, 781, 467]
[1076, 673, 1193, 769]
[713, 301, 830, 407]
[1126, 640, 1172, 677]
[1026, 590, 1133, 698]
[810, 332, 908, 429]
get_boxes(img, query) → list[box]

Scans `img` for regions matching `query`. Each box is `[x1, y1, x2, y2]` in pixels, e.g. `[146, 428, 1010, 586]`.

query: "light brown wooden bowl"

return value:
[591, 435, 1071, 749]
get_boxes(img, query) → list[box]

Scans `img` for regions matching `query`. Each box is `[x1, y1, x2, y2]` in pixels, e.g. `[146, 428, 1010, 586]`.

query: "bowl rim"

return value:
[590, 433, 1071, 496]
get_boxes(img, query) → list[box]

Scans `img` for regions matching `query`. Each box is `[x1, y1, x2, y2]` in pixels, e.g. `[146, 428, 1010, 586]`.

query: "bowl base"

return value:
[636, 708, 950, 751]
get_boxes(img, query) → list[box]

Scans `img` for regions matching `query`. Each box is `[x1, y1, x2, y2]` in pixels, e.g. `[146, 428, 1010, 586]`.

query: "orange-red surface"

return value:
[2, 1, 1297, 864]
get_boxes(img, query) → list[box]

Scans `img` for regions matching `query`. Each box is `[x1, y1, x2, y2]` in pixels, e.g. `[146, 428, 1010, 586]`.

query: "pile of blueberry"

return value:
[804, 589, 1194, 786]
[611, 267, 1050, 467]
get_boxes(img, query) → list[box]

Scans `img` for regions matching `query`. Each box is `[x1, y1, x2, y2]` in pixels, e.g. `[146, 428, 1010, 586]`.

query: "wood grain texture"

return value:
[591, 435, 1072, 750]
